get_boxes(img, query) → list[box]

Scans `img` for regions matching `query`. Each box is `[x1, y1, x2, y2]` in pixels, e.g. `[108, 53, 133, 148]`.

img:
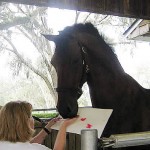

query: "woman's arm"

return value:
[53, 117, 78, 150]
[30, 129, 47, 144]
[30, 117, 60, 144]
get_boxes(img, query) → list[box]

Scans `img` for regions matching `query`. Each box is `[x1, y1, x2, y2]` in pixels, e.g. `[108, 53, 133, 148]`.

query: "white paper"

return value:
[51, 107, 113, 138]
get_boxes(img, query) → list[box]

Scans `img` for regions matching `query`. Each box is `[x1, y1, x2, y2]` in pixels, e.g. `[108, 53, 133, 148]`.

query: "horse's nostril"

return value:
[67, 105, 72, 112]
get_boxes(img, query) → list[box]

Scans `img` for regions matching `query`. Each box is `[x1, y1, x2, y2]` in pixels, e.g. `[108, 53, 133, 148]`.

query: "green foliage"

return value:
[32, 112, 58, 118]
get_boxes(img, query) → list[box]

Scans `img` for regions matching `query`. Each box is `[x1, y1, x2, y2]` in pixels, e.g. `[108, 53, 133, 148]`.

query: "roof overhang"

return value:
[0, 0, 150, 20]
[124, 20, 150, 42]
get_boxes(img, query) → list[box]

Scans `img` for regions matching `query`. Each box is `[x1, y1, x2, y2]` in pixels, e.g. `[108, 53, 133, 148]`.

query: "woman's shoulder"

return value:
[0, 141, 51, 150]
[31, 142, 51, 150]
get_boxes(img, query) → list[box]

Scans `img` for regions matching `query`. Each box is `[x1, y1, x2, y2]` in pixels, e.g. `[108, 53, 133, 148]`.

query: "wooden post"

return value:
[81, 129, 98, 150]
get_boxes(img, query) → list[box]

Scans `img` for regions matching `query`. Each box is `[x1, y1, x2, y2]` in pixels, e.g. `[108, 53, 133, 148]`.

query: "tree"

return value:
[0, 3, 57, 107]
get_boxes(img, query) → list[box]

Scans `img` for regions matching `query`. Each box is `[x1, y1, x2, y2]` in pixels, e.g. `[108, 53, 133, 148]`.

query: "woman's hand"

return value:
[45, 115, 79, 131]
[45, 117, 61, 130]
[61, 116, 79, 128]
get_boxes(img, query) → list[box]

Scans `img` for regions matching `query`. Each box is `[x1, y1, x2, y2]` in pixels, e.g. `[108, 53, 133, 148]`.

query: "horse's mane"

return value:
[58, 23, 122, 73]
[61, 23, 115, 52]
[61, 23, 100, 38]
[57, 23, 101, 57]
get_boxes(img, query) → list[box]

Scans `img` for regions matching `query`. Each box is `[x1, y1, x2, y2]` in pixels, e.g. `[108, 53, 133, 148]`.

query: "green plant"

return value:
[32, 112, 58, 118]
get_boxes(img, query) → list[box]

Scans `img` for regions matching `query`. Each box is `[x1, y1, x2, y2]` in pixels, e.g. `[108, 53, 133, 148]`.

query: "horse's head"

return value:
[42, 28, 88, 118]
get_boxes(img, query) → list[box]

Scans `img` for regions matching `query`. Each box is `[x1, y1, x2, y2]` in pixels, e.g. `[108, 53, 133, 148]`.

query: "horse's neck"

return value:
[84, 37, 125, 107]
[85, 36, 124, 75]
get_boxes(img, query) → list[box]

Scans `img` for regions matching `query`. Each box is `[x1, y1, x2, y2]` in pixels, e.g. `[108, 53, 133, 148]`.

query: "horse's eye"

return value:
[71, 59, 80, 64]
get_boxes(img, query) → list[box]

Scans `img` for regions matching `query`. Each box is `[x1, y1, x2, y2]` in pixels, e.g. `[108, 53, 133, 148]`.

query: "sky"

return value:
[48, 8, 76, 34]
[0, 53, 11, 80]
[116, 42, 150, 72]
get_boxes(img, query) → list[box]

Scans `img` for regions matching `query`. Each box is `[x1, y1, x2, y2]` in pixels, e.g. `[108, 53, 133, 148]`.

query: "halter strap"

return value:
[55, 87, 82, 95]
[78, 42, 90, 74]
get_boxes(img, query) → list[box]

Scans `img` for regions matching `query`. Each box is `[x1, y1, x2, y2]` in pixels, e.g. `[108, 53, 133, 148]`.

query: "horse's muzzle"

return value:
[57, 104, 78, 119]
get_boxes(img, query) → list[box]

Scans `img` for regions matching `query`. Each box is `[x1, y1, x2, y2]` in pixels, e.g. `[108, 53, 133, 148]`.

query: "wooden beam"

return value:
[1, 0, 150, 19]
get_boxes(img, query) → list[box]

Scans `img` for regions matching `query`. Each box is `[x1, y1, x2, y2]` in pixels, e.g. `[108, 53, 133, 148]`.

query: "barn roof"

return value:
[124, 20, 150, 42]
[1, 0, 150, 20]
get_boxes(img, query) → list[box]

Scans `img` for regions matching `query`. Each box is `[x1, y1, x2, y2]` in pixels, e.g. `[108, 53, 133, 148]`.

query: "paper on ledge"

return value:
[51, 107, 113, 138]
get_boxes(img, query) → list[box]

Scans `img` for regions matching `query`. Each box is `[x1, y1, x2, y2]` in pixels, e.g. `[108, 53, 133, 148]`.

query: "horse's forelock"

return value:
[60, 23, 100, 38]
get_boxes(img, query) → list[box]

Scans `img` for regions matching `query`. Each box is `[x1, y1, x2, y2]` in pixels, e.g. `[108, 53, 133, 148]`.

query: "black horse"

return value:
[43, 23, 150, 149]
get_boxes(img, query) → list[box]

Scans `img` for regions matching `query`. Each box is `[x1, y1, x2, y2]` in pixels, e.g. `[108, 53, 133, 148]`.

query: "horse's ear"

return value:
[41, 34, 58, 43]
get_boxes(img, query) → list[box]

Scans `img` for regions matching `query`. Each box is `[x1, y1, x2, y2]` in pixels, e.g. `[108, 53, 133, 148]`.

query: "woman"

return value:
[0, 101, 78, 150]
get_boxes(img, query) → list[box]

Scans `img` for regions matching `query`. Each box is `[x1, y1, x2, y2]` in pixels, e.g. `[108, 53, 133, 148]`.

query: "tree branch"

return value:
[0, 7, 47, 30]
[2, 35, 56, 100]
[0, 17, 30, 30]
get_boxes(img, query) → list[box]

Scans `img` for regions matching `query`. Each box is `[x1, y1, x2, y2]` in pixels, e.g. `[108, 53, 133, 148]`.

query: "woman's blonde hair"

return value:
[0, 101, 34, 142]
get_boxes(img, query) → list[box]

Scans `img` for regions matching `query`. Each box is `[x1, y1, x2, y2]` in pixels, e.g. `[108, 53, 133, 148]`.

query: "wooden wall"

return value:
[1, 0, 150, 19]
[35, 127, 81, 150]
